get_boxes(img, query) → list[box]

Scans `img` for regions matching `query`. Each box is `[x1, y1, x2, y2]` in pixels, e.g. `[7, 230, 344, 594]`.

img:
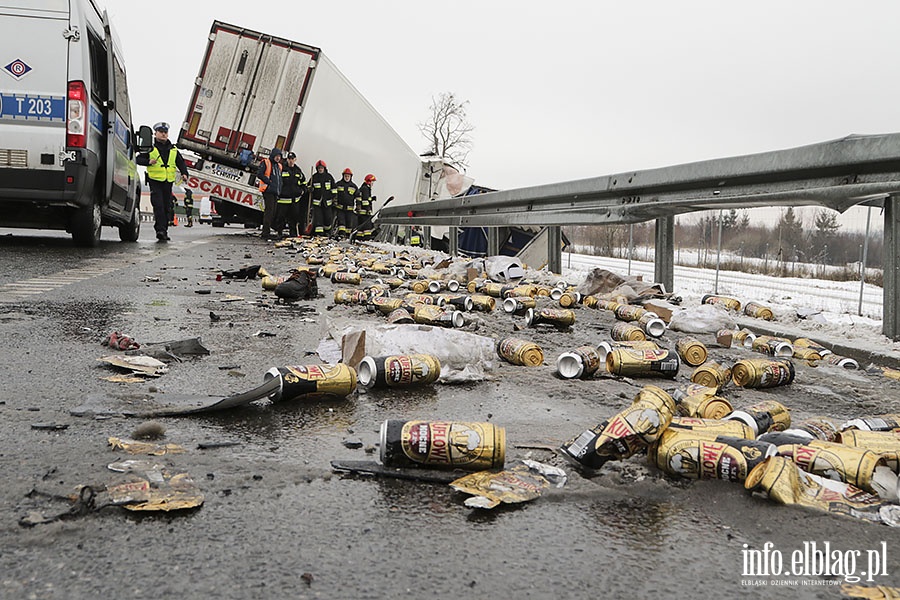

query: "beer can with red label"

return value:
[413, 304, 465, 328]
[793, 337, 832, 356]
[610, 322, 646, 342]
[556, 345, 603, 379]
[731, 358, 795, 389]
[368, 296, 404, 314]
[701, 294, 741, 311]
[358, 354, 441, 389]
[380, 420, 505, 470]
[614, 304, 647, 322]
[333, 289, 368, 305]
[650, 429, 777, 481]
[777, 440, 884, 492]
[751, 335, 794, 357]
[525, 307, 576, 328]
[331, 271, 362, 285]
[744, 301, 775, 320]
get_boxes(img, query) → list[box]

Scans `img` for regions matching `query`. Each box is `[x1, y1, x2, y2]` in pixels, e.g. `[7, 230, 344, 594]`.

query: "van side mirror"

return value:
[136, 125, 153, 153]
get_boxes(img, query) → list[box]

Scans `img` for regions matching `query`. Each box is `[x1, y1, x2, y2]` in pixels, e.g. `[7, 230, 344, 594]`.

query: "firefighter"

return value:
[355, 173, 376, 240]
[136, 122, 190, 242]
[183, 188, 194, 227]
[256, 148, 283, 240]
[310, 160, 336, 236]
[278, 151, 307, 237]
[334, 168, 358, 238]
[409, 227, 422, 247]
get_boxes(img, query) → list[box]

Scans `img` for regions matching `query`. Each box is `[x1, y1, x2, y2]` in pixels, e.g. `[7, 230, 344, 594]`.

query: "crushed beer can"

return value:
[675, 336, 708, 367]
[793, 337, 832, 356]
[650, 429, 777, 481]
[497, 337, 544, 366]
[751, 335, 794, 358]
[725, 399, 791, 435]
[610, 322, 646, 342]
[731, 358, 795, 388]
[744, 301, 775, 320]
[357, 354, 441, 389]
[386, 308, 415, 324]
[701, 294, 741, 311]
[560, 385, 675, 470]
[606, 348, 680, 378]
[368, 296, 405, 315]
[759, 417, 839, 446]
[412, 304, 465, 328]
[380, 419, 505, 471]
[470, 294, 496, 312]
[744, 455, 900, 526]
[842, 414, 900, 433]
[672, 385, 733, 420]
[502, 296, 536, 315]
[556, 345, 603, 379]
[840, 429, 900, 472]
[668, 416, 755, 439]
[690, 361, 732, 391]
[821, 353, 860, 370]
[449, 460, 565, 509]
[776, 440, 885, 492]
[264, 363, 358, 401]
[525, 307, 576, 329]
[333, 289, 368, 305]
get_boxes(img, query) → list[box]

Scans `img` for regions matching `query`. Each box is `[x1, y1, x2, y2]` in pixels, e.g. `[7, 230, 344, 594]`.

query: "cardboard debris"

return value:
[98, 355, 168, 377]
[108, 437, 185, 455]
[449, 460, 566, 509]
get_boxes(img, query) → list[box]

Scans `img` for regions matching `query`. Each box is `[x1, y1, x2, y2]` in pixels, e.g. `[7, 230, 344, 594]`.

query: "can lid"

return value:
[774, 342, 794, 358]
[596, 341, 613, 361]
[263, 366, 285, 401]
[525, 307, 536, 326]
[644, 318, 666, 338]
[428, 280, 442, 293]
[502, 298, 517, 313]
[357, 356, 378, 389]
[556, 352, 585, 379]
[447, 280, 460, 292]
[550, 288, 563, 301]
[463, 296, 474, 312]
[451, 310, 465, 328]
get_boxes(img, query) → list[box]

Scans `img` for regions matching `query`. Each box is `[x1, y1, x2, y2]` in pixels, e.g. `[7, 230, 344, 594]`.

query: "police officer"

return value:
[278, 151, 307, 237]
[183, 188, 194, 227]
[310, 160, 336, 236]
[334, 168, 358, 238]
[136, 122, 190, 242]
[257, 148, 283, 240]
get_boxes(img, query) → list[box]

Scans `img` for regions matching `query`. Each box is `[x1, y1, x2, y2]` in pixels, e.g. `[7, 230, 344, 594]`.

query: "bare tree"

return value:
[417, 92, 474, 169]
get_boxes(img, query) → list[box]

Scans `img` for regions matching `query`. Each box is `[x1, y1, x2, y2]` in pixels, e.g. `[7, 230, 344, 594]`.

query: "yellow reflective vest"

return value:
[146, 144, 181, 183]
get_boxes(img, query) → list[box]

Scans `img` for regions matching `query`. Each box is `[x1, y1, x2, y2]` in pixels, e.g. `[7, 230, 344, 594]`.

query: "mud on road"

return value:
[2, 231, 900, 599]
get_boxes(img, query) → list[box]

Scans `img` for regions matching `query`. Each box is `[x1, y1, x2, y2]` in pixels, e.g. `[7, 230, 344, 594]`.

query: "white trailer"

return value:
[177, 21, 426, 228]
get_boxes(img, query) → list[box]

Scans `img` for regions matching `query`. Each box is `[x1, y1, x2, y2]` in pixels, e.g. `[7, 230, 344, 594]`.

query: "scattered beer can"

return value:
[840, 429, 900, 472]
[413, 304, 465, 328]
[744, 301, 775, 320]
[841, 414, 900, 432]
[606, 348, 680, 378]
[725, 400, 791, 435]
[466, 278, 487, 294]
[404, 293, 438, 306]
[638, 312, 667, 338]
[261, 275, 286, 291]
[651, 428, 777, 481]
[597, 340, 660, 362]
[331, 271, 362, 285]
[610, 322, 646, 342]
[557, 291, 582, 308]
[560, 385, 676, 470]
[482, 282, 513, 298]
[777, 440, 884, 492]
[525, 307, 576, 328]
[690, 361, 732, 391]
[594, 299, 623, 312]
[380, 419, 505, 471]
[333, 289, 368, 305]
[386, 308, 415, 324]
[675, 336, 708, 367]
[470, 294, 496, 312]
[821, 354, 860, 370]
[751, 335, 794, 358]
[731, 358, 795, 389]
[368, 296, 405, 314]
[668, 416, 755, 439]
[264, 363, 358, 401]
[759, 417, 839, 446]
[497, 337, 544, 366]
[581, 295, 600, 309]
[614, 304, 647, 322]
[410, 279, 431, 294]
[502, 296, 537, 315]
[437, 293, 474, 311]
[701, 294, 742, 311]
[792, 347, 823, 362]
[381, 277, 405, 289]
[556, 345, 603, 380]
[357, 354, 442, 389]
[793, 337, 832, 356]
[506, 284, 539, 298]
[731, 328, 757, 348]
[674, 388, 733, 420]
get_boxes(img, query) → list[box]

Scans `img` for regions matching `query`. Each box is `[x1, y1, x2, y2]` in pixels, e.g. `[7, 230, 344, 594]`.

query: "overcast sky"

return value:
[104, 0, 898, 231]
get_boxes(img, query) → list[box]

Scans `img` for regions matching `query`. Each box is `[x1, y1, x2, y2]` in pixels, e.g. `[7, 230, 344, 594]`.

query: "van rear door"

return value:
[0, 1, 69, 178]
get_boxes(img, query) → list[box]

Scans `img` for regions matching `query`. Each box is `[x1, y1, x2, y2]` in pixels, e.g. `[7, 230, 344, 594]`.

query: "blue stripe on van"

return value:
[0, 93, 64, 121]
[89, 104, 103, 132]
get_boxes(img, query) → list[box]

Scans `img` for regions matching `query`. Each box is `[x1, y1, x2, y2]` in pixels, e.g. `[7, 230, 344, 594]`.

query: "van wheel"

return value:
[118, 201, 141, 242]
[71, 200, 101, 247]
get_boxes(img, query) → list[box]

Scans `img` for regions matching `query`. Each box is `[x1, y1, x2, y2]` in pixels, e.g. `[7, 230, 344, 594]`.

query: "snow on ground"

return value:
[561, 251, 900, 354]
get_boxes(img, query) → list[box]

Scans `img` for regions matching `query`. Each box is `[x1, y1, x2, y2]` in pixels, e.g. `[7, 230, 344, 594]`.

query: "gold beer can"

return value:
[821, 354, 860, 369]
[497, 337, 544, 366]
[333, 289, 368, 305]
[380, 419, 505, 471]
[581, 295, 600, 309]
[410, 279, 431, 294]
[690, 361, 732, 391]
[525, 307, 576, 328]
[261, 275, 285, 291]
[675, 392, 733, 420]
[701, 294, 742, 311]
[404, 293, 437, 306]
[597, 340, 660, 362]
[651, 428, 777, 481]
[386, 308, 415, 324]
[839, 429, 900, 472]
[606, 348, 680, 378]
[614, 304, 647, 322]
[557, 291, 581, 308]
[470, 294, 496, 312]
[610, 322, 646, 342]
[731, 358, 795, 389]
[436, 293, 473, 311]
[264, 363, 358, 401]
[731, 328, 757, 349]
[482, 282, 509, 298]
[369, 296, 404, 315]
[638, 313, 667, 338]
[744, 301, 775, 320]
[413, 304, 464, 328]
[357, 354, 442, 389]
[331, 271, 362, 285]
[502, 296, 537, 315]
[556, 345, 603, 379]
[792, 347, 823, 362]
[778, 440, 884, 492]
[668, 417, 755, 439]
[382, 277, 405, 289]
[507, 284, 539, 298]
[793, 337, 832, 356]
[675, 336, 708, 367]
[466, 278, 487, 294]
[595, 299, 622, 312]
[751, 335, 794, 358]
[725, 400, 791, 435]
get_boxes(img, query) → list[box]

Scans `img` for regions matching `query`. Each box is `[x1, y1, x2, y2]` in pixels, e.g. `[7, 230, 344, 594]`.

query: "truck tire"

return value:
[118, 200, 141, 242]
[71, 200, 101, 247]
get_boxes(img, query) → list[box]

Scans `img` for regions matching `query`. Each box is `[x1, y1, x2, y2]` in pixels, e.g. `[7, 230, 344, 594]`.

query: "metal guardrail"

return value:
[376, 133, 900, 340]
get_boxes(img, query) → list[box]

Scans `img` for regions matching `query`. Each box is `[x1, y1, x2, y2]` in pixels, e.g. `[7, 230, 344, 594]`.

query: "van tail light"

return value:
[67, 80, 87, 148]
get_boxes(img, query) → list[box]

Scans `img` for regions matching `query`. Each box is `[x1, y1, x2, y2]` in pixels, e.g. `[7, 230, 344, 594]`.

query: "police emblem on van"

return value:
[3, 59, 32, 80]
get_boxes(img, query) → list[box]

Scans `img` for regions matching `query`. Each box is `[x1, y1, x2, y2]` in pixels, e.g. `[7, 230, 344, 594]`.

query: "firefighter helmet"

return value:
[342, 168, 353, 176]
[364, 174, 376, 183]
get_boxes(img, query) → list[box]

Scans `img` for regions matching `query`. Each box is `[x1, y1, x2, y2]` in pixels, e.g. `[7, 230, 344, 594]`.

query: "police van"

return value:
[0, 0, 142, 246]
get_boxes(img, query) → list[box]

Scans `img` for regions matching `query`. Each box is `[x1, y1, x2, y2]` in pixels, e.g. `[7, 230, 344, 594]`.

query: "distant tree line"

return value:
[565, 207, 884, 282]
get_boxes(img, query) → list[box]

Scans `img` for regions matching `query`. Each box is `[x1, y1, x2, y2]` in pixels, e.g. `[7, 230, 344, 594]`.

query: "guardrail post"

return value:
[884, 196, 900, 340]
[654, 216, 675, 292]
[448, 226, 458, 256]
[423, 226, 432, 249]
[547, 226, 562, 274]
[487, 227, 501, 256]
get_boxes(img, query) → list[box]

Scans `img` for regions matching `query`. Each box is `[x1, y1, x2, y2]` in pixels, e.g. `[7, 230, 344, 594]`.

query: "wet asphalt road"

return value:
[1, 223, 900, 599]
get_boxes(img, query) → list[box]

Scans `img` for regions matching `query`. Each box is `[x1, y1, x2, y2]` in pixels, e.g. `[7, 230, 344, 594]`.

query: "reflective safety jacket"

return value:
[335, 178, 358, 210]
[279, 163, 307, 203]
[310, 170, 336, 206]
[146, 143, 182, 182]
[358, 183, 373, 216]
